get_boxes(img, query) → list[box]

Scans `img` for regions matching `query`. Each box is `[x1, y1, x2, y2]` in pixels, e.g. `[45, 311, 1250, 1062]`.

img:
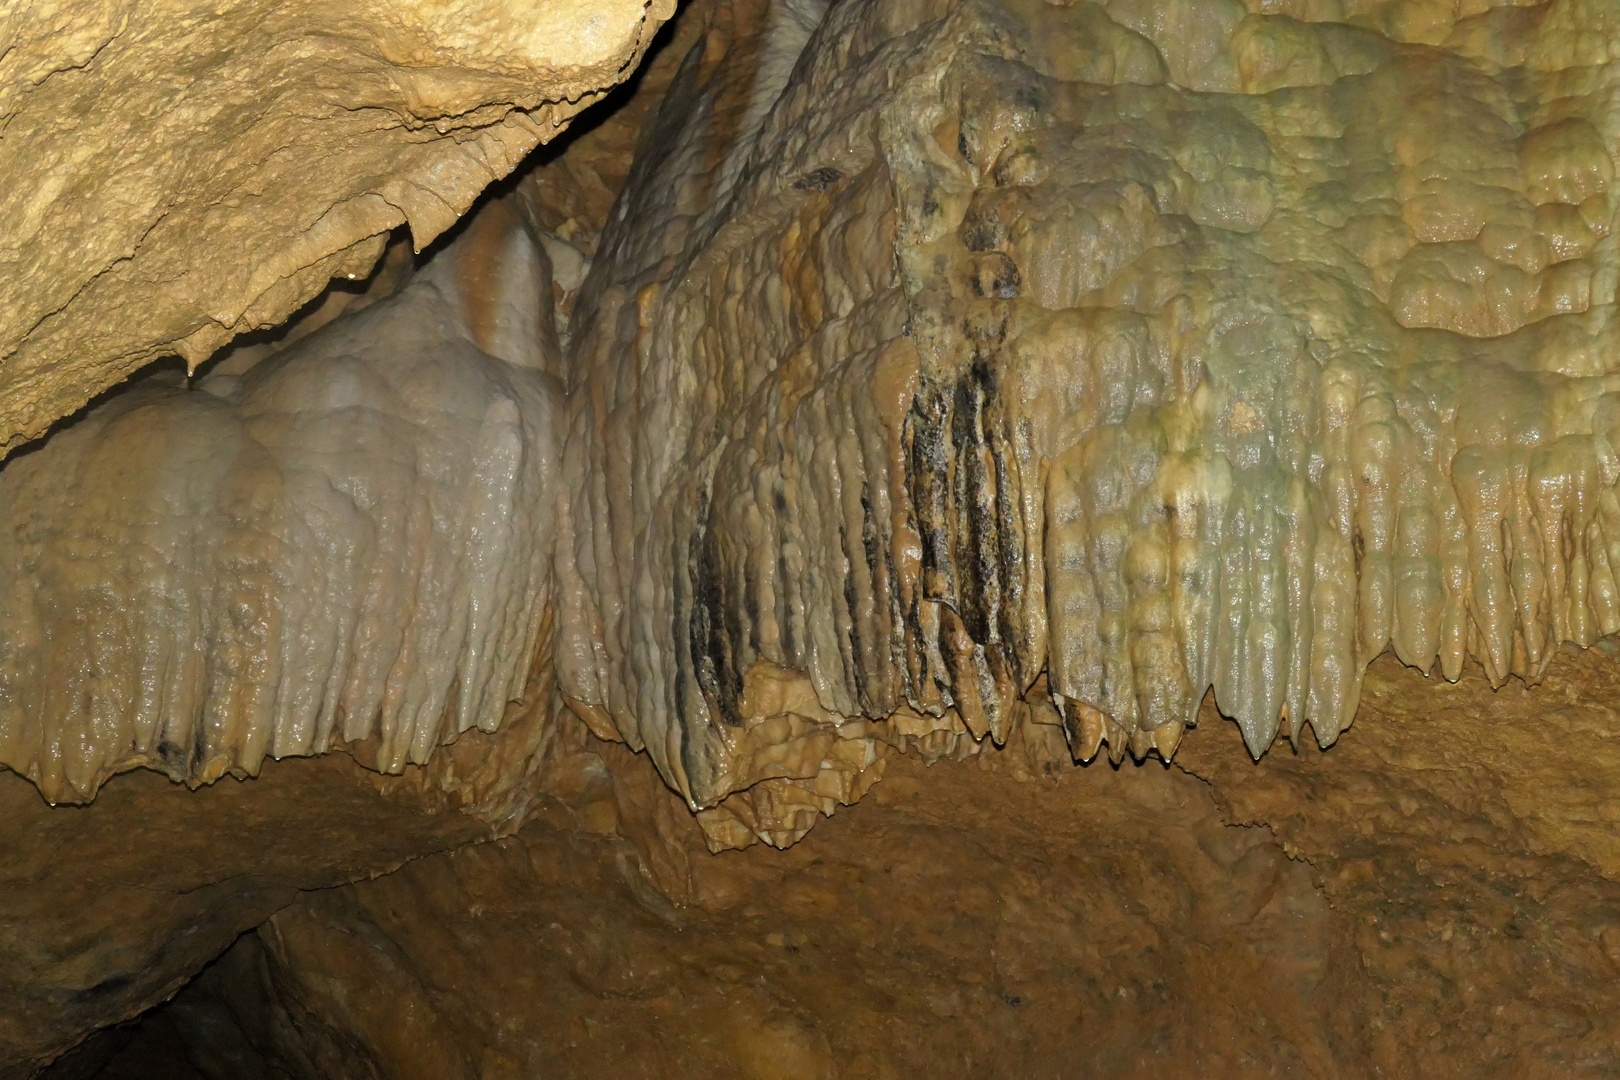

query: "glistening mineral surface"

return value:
[555, 0, 1620, 838]
[2, 0, 1618, 845]
[0, 205, 562, 804]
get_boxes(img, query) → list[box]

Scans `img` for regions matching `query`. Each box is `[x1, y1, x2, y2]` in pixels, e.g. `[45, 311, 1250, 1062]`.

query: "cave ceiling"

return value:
[4, 0, 1620, 1072]
[0, 0, 672, 457]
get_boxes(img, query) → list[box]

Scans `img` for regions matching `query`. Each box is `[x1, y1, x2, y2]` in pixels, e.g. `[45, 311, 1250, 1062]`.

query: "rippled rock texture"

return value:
[0, 199, 562, 805]
[7, 0, 1620, 1072]
[8, 0, 1617, 850]
[0, 0, 672, 456]
[558, 0, 1620, 843]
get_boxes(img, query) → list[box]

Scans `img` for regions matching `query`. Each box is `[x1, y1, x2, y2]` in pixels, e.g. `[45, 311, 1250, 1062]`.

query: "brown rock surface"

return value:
[101, 662, 1620, 1078]
[98, 746, 1346, 1079]
[9, 0, 1620, 1074]
[1179, 648, 1620, 1075]
[0, 754, 488, 1077]
[0, 8, 690, 1065]
[0, 0, 673, 457]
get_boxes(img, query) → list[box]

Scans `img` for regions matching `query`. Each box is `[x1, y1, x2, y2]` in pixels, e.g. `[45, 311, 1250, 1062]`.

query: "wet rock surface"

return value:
[6, 0, 1620, 1073]
[557, 0, 1620, 829]
[0, 199, 562, 805]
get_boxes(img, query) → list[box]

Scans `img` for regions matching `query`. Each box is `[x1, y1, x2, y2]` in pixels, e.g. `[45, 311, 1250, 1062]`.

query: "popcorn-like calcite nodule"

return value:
[557, 0, 1620, 841]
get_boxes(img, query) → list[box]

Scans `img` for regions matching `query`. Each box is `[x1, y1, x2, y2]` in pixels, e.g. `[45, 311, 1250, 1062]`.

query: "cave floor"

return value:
[52, 651, 1620, 1080]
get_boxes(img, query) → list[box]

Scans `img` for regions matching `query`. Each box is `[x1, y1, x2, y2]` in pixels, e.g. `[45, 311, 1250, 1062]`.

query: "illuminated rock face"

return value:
[0, 0, 1616, 835]
[0, 0, 672, 457]
[5, 0, 1620, 1072]
[558, 0, 1620, 837]
[0, 202, 562, 805]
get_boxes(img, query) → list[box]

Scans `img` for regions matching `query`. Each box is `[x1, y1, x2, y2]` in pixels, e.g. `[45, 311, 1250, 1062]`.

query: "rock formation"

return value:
[558, 0, 1620, 845]
[0, 752, 494, 1076]
[0, 0, 671, 457]
[0, 197, 561, 805]
[44, 656, 1620, 1077]
[4, 0, 1620, 1073]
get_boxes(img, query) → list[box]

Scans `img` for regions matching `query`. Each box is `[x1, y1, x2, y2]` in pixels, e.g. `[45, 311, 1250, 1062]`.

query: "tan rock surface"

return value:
[1176, 648, 1620, 1075]
[11, 0, 1620, 1073]
[0, 0, 673, 457]
[0, 14, 684, 1066]
[108, 746, 1345, 1079]
[0, 668, 611, 1077]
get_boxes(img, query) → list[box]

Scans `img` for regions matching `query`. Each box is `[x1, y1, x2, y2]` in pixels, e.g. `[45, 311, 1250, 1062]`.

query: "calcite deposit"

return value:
[5, 0, 1617, 840]
[557, 0, 1620, 838]
[5, 0, 1620, 1072]
[0, 200, 561, 804]
[0, 0, 672, 457]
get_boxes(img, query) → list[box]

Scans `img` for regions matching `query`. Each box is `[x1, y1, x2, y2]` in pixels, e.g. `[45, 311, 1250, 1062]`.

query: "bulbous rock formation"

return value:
[2, 0, 1617, 847]
[557, 0, 1620, 842]
[0, 0, 672, 457]
[5, 0, 1620, 1072]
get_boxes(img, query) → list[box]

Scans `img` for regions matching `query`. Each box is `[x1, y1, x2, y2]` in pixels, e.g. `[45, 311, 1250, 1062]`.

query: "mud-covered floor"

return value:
[46, 649, 1620, 1080]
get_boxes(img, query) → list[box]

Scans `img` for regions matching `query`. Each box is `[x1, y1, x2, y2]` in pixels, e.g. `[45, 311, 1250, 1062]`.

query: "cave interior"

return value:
[6, 0, 1620, 1076]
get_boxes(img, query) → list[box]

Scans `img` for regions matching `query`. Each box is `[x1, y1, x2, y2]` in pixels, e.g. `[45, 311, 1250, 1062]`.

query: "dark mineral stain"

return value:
[793, 166, 843, 192]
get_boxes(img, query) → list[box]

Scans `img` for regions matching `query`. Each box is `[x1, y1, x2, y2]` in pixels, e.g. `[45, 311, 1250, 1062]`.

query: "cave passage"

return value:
[7, 0, 1620, 1074]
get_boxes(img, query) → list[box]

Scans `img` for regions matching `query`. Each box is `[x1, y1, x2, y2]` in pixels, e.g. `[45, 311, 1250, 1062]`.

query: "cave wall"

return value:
[68, 652, 1620, 1079]
[555, 0, 1620, 844]
[5, 0, 1620, 1073]
[0, 3, 674, 1072]
[0, 0, 673, 457]
[0, 753, 492, 1078]
[7, 0, 1616, 850]
[0, 197, 563, 805]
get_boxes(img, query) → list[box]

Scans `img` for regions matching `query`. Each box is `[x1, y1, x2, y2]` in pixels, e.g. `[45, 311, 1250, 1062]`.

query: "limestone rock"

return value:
[9, 1, 1620, 1073]
[127, 749, 1335, 1080]
[0, 753, 491, 1075]
[556, 0, 1620, 831]
[1177, 647, 1620, 1074]
[0, 0, 673, 457]
[106, 692, 1620, 1078]
[0, 197, 563, 805]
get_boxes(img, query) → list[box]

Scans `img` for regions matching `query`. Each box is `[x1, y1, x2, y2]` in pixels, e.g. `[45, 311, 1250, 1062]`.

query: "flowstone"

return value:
[8, 0, 1620, 1069]
[0, 202, 562, 805]
[557, 0, 1620, 841]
